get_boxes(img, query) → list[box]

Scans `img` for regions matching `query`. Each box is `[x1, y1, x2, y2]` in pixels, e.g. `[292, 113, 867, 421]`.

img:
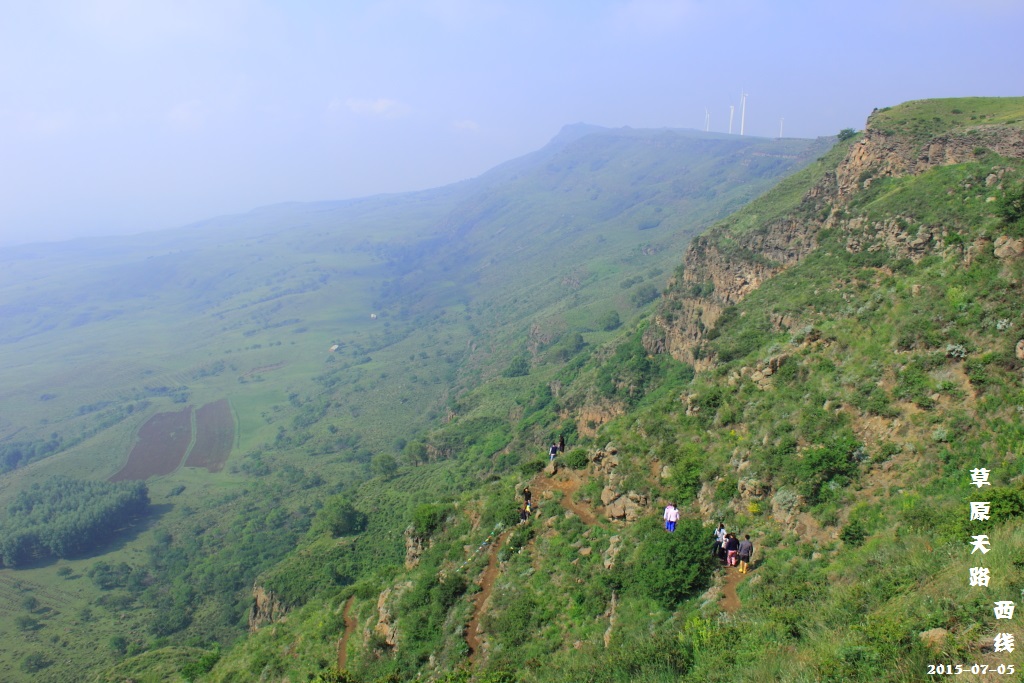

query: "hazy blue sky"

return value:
[1, 0, 1022, 246]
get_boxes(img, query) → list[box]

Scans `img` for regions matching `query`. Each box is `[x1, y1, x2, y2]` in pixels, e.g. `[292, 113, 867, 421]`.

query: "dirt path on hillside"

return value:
[465, 467, 603, 664]
[531, 467, 600, 525]
[719, 566, 744, 613]
[337, 595, 356, 671]
[466, 528, 512, 664]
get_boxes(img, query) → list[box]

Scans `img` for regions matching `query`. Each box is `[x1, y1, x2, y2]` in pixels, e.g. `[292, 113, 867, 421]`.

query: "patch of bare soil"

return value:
[719, 565, 745, 613]
[466, 528, 512, 665]
[530, 467, 601, 525]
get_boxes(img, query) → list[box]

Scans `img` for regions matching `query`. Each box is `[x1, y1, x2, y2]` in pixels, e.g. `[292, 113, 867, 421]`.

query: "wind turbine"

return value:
[740, 92, 748, 136]
[779, 117, 784, 139]
[729, 105, 735, 134]
[704, 108, 710, 132]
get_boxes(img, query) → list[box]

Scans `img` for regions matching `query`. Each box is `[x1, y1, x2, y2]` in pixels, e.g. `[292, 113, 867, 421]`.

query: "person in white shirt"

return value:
[663, 503, 680, 532]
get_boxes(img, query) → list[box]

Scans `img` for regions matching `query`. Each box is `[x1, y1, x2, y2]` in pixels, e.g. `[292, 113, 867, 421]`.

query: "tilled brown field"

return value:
[185, 399, 234, 473]
[109, 406, 192, 481]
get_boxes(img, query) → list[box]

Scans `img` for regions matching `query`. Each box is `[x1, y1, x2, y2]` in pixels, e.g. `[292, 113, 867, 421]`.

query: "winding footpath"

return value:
[337, 595, 357, 671]
[465, 468, 601, 664]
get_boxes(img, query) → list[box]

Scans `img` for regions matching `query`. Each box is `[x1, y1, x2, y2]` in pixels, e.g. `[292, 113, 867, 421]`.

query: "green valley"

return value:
[3, 97, 1024, 682]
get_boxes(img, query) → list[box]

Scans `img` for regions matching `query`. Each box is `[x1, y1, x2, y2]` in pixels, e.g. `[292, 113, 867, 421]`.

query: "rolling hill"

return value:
[0, 124, 830, 681]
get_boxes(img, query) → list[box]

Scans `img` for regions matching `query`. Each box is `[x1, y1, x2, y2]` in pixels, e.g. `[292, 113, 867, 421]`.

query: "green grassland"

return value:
[869, 96, 1024, 139]
[0, 125, 830, 680]
[179, 98, 1024, 682]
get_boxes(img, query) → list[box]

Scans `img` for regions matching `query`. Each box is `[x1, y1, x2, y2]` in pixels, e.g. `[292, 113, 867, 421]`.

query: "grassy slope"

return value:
[0, 127, 828, 681]
[195, 98, 1024, 683]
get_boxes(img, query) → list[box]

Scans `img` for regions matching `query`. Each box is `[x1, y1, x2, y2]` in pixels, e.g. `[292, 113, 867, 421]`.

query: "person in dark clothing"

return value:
[523, 487, 532, 505]
[726, 533, 740, 567]
[559, 434, 565, 453]
[519, 506, 529, 524]
[738, 535, 754, 573]
[549, 443, 558, 461]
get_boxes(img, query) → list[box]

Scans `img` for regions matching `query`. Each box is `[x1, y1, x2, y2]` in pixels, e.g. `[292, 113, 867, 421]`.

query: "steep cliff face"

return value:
[835, 121, 1024, 200]
[248, 582, 289, 632]
[647, 102, 1024, 369]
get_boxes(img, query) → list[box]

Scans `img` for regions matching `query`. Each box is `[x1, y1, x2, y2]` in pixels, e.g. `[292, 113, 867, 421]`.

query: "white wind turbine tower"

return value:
[779, 117, 784, 139]
[705, 108, 710, 132]
[729, 105, 735, 134]
[740, 92, 748, 136]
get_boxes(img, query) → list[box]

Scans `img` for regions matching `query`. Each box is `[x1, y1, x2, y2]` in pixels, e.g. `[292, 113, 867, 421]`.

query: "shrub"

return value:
[624, 517, 716, 609]
[20, 652, 51, 673]
[503, 356, 530, 378]
[518, 459, 546, 476]
[411, 504, 452, 537]
[837, 128, 857, 142]
[839, 518, 868, 546]
[797, 430, 861, 505]
[562, 448, 588, 469]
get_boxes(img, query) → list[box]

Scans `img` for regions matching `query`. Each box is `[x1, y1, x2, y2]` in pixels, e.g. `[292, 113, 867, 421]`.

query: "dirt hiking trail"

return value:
[337, 595, 356, 670]
[465, 467, 602, 664]
[466, 528, 513, 664]
[719, 565, 752, 613]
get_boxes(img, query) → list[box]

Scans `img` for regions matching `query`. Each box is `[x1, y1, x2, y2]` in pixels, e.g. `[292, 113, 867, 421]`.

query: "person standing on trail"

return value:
[663, 502, 680, 532]
[520, 506, 529, 524]
[738, 535, 754, 573]
[726, 533, 740, 567]
[549, 443, 559, 461]
[713, 523, 727, 559]
[522, 486, 532, 506]
[559, 434, 565, 453]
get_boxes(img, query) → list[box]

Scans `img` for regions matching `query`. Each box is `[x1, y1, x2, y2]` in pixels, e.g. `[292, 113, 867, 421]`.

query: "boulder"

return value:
[601, 487, 618, 506]
[994, 235, 1024, 260]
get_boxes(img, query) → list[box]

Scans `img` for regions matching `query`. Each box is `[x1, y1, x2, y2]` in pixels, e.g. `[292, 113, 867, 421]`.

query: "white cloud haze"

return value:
[0, 0, 1022, 246]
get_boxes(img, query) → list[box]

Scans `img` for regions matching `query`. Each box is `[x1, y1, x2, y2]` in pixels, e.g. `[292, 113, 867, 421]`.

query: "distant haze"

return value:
[1, 0, 1022, 247]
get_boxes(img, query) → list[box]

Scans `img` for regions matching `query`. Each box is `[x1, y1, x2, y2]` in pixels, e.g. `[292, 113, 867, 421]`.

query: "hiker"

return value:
[738, 535, 754, 573]
[522, 486, 532, 506]
[559, 434, 565, 453]
[713, 523, 727, 559]
[519, 506, 529, 524]
[549, 443, 558, 461]
[663, 502, 680, 532]
[726, 533, 739, 567]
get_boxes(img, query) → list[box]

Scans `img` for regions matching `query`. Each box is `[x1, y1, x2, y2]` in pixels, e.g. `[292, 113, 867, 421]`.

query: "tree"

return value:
[315, 497, 368, 537]
[109, 635, 129, 656]
[597, 310, 621, 331]
[837, 128, 857, 142]
[371, 453, 398, 479]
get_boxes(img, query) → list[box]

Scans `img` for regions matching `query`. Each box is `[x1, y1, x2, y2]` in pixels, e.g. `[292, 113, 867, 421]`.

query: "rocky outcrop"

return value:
[570, 402, 625, 438]
[646, 216, 822, 369]
[374, 582, 412, 649]
[725, 354, 790, 390]
[835, 124, 1024, 201]
[647, 111, 1024, 371]
[604, 490, 647, 522]
[405, 526, 427, 570]
[994, 235, 1024, 260]
[248, 582, 288, 632]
